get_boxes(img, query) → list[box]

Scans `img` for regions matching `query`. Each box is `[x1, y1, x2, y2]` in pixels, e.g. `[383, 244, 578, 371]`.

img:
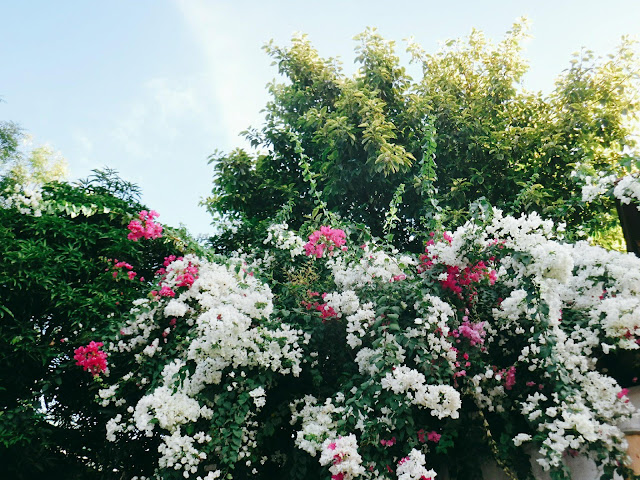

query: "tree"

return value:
[0, 115, 68, 185]
[0, 169, 200, 479]
[0, 120, 22, 163]
[204, 20, 640, 252]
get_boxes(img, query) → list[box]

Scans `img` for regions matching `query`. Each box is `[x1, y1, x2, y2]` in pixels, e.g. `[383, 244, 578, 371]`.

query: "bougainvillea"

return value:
[304, 226, 347, 258]
[95, 210, 640, 480]
[127, 210, 163, 241]
[74, 341, 108, 376]
[578, 172, 640, 212]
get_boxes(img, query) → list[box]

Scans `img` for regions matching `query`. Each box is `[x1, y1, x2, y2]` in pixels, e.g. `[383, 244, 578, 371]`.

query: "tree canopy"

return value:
[205, 20, 640, 251]
[0, 118, 68, 186]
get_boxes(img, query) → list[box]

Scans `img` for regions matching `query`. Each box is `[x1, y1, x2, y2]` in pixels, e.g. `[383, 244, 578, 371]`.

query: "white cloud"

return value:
[69, 130, 95, 174]
[174, 0, 271, 151]
[109, 75, 218, 160]
[146, 78, 200, 126]
[112, 101, 151, 160]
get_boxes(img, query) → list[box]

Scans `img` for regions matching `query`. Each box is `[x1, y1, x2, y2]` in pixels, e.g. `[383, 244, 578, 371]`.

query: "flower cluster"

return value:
[439, 261, 497, 299]
[74, 341, 108, 376]
[381, 366, 461, 419]
[329, 244, 415, 289]
[396, 449, 437, 480]
[291, 395, 344, 456]
[301, 291, 339, 321]
[319, 435, 366, 480]
[264, 222, 306, 258]
[613, 174, 640, 209]
[457, 319, 486, 346]
[127, 210, 163, 241]
[578, 171, 640, 211]
[1, 183, 43, 216]
[304, 226, 347, 258]
[151, 255, 199, 298]
[419, 232, 497, 301]
[108, 258, 145, 282]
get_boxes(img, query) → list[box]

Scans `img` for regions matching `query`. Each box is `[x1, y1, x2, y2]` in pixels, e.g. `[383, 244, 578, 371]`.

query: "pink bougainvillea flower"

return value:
[458, 320, 486, 346]
[304, 226, 346, 258]
[74, 341, 108, 376]
[504, 366, 517, 390]
[617, 388, 630, 401]
[110, 259, 139, 281]
[159, 285, 176, 297]
[380, 437, 396, 447]
[127, 210, 163, 241]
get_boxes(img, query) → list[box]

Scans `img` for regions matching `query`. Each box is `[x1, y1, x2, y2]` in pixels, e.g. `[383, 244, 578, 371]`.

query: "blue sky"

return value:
[2, 1, 639, 235]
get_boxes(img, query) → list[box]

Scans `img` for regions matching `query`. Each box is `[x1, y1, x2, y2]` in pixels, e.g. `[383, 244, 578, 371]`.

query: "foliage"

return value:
[76, 167, 143, 204]
[204, 21, 640, 252]
[0, 118, 68, 185]
[0, 172, 199, 479]
[0, 120, 22, 163]
[97, 212, 640, 480]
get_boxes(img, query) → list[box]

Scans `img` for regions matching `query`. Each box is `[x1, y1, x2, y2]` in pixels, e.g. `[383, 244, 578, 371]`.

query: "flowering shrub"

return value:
[96, 211, 640, 480]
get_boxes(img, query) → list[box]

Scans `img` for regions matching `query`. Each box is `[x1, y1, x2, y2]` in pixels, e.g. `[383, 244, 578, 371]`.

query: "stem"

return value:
[477, 408, 520, 480]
